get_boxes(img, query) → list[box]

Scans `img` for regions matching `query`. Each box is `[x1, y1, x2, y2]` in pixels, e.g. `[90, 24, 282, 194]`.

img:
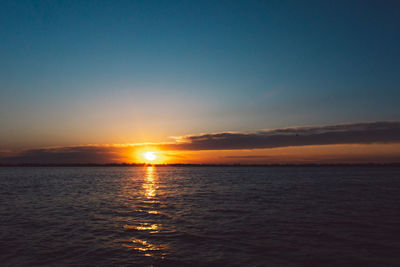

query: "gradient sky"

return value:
[1, 1, 400, 163]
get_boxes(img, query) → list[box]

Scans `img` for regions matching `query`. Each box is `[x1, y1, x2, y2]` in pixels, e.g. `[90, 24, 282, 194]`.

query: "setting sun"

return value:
[144, 151, 157, 161]
[135, 148, 165, 164]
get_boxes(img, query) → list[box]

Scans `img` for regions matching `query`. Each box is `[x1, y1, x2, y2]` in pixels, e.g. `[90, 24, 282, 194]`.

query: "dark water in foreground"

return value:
[0, 167, 400, 266]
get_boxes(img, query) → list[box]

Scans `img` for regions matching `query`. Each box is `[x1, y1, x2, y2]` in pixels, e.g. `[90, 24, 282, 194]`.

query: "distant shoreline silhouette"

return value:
[1, 163, 399, 167]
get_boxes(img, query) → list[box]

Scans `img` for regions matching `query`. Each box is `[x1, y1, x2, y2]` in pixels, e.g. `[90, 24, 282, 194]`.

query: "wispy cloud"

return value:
[1, 121, 399, 163]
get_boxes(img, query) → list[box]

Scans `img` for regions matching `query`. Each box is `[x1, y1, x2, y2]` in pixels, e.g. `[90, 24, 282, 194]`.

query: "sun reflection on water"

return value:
[122, 238, 168, 257]
[123, 223, 160, 232]
[120, 166, 169, 258]
[143, 166, 158, 199]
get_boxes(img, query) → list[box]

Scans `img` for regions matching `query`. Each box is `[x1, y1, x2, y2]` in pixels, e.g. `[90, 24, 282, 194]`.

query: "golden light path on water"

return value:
[143, 166, 157, 199]
[121, 166, 167, 258]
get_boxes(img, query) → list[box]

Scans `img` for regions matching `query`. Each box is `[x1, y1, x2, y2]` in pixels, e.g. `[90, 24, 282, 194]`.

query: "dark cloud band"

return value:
[1, 121, 399, 163]
[0, 146, 124, 164]
[162, 121, 400, 150]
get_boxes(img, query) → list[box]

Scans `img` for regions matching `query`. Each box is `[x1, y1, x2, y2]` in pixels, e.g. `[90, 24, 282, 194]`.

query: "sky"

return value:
[1, 0, 400, 164]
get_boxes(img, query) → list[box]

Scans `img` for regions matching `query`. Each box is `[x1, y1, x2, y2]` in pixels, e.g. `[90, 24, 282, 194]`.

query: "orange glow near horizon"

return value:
[151, 143, 400, 164]
[118, 143, 400, 165]
[10, 142, 398, 165]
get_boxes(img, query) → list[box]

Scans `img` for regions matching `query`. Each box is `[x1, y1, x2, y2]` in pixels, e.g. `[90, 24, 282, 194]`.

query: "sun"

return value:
[136, 148, 164, 164]
[144, 151, 157, 161]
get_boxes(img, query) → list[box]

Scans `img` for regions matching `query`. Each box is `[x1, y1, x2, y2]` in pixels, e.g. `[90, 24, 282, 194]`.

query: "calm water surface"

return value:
[1, 166, 400, 266]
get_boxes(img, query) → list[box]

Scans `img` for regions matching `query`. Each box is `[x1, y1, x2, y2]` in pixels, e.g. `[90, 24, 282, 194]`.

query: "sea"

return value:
[0, 166, 399, 266]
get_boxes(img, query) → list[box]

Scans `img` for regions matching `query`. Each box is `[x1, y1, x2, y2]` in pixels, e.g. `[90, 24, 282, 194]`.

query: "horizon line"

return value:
[1, 162, 400, 167]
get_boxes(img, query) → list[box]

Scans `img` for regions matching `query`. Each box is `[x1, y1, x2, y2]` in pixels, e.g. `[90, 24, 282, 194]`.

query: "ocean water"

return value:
[0, 166, 399, 266]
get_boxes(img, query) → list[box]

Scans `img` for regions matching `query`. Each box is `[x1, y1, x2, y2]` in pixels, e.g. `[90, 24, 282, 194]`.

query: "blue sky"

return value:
[1, 0, 399, 149]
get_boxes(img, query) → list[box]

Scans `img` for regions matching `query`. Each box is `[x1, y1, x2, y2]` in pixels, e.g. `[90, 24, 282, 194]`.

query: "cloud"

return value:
[1, 121, 399, 164]
[162, 121, 400, 150]
[0, 145, 126, 164]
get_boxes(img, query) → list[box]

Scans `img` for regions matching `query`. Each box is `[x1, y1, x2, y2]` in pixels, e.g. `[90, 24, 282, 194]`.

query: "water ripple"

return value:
[1, 166, 400, 265]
